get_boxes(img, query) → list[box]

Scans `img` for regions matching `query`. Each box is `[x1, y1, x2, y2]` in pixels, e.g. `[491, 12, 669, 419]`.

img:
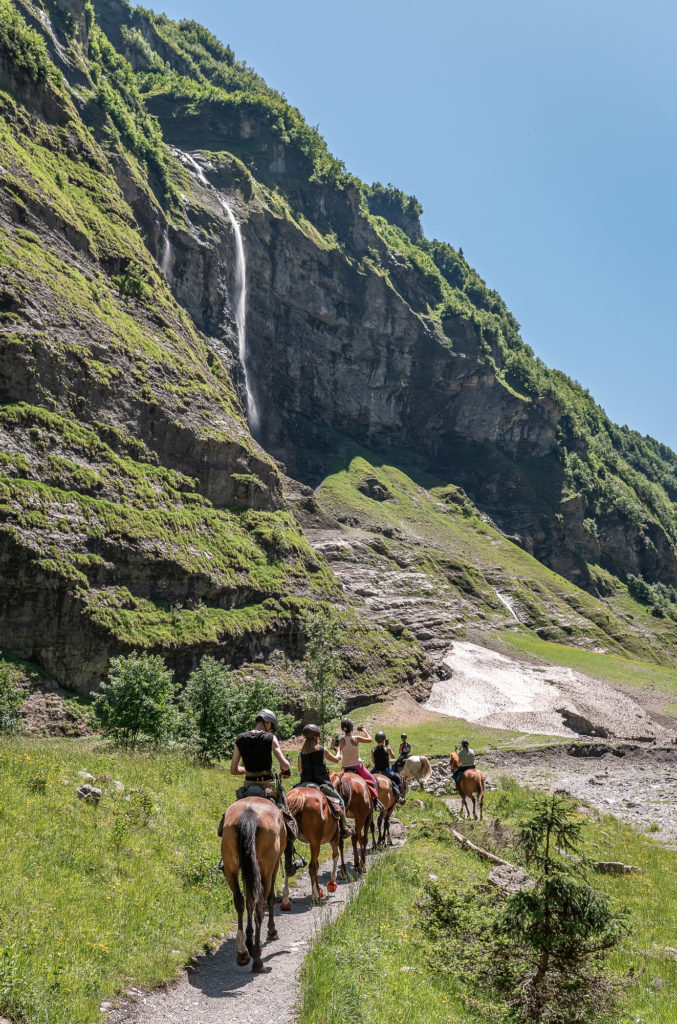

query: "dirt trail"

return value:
[109, 823, 404, 1024]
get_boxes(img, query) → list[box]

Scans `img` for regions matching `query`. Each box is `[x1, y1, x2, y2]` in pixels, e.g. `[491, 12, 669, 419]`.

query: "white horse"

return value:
[400, 755, 432, 796]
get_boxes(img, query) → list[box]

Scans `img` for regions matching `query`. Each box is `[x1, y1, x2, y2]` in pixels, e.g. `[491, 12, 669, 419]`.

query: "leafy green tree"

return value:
[180, 656, 234, 763]
[302, 607, 345, 741]
[94, 653, 178, 747]
[0, 663, 27, 734]
[498, 793, 625, 1016]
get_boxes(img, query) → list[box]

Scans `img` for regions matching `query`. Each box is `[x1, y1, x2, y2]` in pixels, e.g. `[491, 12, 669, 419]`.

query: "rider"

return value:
[294, 724, 354, 838]
[229, 708, 306, 876]
[333, 717, 384, 811]
[371, 732, 402, 801]
[452, 738, 476, 791]
[393, 733, 412, 773]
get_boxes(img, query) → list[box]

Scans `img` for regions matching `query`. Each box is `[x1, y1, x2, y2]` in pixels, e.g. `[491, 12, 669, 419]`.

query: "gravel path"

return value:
[108, 823, 405, 1024]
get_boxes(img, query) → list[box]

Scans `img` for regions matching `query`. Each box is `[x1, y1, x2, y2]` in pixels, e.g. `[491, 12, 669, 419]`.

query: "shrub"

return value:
[0, 663, 26, 734]
[182, 658, 294, 760]
[93, 653, 178, 747]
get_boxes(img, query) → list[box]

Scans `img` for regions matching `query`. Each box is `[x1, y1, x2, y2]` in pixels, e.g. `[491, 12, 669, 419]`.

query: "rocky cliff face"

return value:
[1, 0, 676, 698]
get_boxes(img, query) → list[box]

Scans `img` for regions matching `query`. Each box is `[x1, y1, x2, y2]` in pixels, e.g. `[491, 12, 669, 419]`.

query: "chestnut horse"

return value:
[221, 797, 286, 973]
[331, 771, 373, 873]
[370, 773, 397, 848]
[286, 787, 346, 902]
[449, 751, 484, 819]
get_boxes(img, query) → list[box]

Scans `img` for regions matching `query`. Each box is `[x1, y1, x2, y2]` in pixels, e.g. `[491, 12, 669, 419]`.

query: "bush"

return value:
[0, 663, 26, 734]
[181, 658, 294, 760]
[93, 653, 178, 747]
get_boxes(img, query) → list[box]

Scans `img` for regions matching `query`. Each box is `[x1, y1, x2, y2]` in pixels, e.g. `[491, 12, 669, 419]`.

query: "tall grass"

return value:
[300, 788, 677, 1024]
[0, 737, 238, 1023]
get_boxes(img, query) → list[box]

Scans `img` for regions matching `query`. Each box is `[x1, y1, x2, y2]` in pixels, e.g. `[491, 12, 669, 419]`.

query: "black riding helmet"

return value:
[340, 717, 354, 733]
[375, 731, 387, 743]
[401, 733, 407, 739]
[461, 738, 469, 747]
[302, 723, 321, 738]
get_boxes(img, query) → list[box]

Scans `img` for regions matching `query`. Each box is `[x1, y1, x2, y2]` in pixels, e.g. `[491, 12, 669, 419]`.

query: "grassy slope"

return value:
[300, 790, 677, 1024]
[315, 447, 677, 667]
[0, 735, 311, 1023]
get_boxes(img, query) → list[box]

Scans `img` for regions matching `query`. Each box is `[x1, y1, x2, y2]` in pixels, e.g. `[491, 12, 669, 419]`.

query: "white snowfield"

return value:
[425, 642, 668, 740]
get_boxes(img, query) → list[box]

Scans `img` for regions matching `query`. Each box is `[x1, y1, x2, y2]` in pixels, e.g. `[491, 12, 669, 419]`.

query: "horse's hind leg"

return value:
[267, 866, 279, 941]
[227, 872, 250, 967]
[339, 835, 348, 880]
[471, 794, 477, 820]
[328, 835, 339, 892]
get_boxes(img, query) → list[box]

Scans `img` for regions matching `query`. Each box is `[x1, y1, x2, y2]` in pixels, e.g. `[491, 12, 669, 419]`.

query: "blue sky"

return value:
[140, 0, 677, 450]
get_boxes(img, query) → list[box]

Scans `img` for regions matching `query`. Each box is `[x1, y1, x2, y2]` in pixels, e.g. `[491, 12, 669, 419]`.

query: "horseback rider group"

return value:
[222, 710, 413, 867]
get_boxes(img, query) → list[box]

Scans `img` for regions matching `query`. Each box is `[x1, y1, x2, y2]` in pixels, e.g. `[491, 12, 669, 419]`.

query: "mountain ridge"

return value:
[1, 0, 676, 699]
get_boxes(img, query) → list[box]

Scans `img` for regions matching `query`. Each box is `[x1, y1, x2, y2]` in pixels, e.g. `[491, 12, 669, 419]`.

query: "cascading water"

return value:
[493, 589, 520, 622]
[160, 228, 172, 279]
[180, 151, 259, 429]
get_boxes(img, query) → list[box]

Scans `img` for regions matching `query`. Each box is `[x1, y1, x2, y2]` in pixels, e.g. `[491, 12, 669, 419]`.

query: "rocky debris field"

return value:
[427, 642, 672, 742]
[417, 745, 677, 847]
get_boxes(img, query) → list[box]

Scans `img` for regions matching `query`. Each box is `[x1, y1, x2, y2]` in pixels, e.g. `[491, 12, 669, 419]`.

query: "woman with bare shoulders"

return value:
[333, 717, 382, 807]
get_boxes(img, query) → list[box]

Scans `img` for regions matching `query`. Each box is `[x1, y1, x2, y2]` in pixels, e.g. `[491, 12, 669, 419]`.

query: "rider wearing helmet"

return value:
[229, 709, 305, 875]
[371, 731, 402, 801]
[294, 724, 353, 838]
[393, 732, 412, 773]
[452, 738, 476, 790]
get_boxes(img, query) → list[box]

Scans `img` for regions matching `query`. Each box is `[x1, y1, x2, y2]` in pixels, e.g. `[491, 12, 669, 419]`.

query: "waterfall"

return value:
[160, 228, 172, 279]
[180, 152, 259, 429]
[493, 589, 520, 622]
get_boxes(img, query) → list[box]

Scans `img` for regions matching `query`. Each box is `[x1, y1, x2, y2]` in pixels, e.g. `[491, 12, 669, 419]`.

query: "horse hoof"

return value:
[267, 929, 279, 941]
[280, 898, 292, 912]
[327, 881, 338, 892]
[252, 959, 264, 974]
[236, 952, 250, 966]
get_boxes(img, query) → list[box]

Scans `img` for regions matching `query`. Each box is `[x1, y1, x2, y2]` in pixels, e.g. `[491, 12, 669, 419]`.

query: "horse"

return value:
[220, 797, 286, 973]
[331, 771, 373, 873]
[286, 786, 346, 902]
[449, 751, 484, 819]
[370, 773, 398, 848]
[400, 755, 432, 796]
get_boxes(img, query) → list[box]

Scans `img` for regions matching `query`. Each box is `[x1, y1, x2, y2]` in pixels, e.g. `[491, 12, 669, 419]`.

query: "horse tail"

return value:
[338, 774, 353, 810]
[419, 756, 432, 783]
[237, 806, 264, 922]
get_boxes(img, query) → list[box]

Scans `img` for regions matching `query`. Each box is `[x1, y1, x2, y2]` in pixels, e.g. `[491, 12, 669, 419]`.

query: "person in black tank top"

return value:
[393, 733, 412, 773]
[371, 731, 402, 800]
[294, 724, 353, 838]
[229, 708, 306, 875]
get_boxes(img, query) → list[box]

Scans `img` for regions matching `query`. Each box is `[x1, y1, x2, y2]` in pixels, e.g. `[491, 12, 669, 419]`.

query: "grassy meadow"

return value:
[0, 737, 242, 1023]
[300, 786, 677, 1024]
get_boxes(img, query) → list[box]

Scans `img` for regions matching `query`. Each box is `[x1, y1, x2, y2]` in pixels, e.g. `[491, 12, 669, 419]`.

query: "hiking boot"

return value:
[284, 844, 307, 876]
[374, 798, 385, 814]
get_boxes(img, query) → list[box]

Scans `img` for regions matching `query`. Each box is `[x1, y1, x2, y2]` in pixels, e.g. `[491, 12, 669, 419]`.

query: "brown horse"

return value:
[449, 751, 485, 819]
[370, 773, 397, 847]
[221, 797, 286, 973]
[286, 787, 346, 902]
[331, 771, 373, 873]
